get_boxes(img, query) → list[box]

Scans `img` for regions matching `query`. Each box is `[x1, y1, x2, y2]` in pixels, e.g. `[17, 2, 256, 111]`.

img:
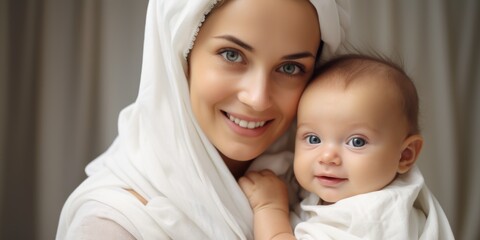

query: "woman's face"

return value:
[189, 0, 320, 162]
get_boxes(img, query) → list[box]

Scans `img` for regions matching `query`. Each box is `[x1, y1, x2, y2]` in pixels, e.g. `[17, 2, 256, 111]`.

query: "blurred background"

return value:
[0, 0, 478, 239]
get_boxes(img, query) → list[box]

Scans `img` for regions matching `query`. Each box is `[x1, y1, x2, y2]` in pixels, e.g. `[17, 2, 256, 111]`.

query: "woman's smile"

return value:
[225, 112, 267, 129]
[222, 111, 272, 137]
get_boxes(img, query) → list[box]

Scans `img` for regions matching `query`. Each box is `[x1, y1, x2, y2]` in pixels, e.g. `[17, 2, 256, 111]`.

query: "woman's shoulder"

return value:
[65, 200, 137, 240]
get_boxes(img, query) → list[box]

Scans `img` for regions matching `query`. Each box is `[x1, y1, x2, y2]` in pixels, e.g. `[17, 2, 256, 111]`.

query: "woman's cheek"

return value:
[280, 86, 305, 119]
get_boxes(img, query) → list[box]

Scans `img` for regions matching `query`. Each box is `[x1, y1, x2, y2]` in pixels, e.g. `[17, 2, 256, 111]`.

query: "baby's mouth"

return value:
[316, 175, 347, 185]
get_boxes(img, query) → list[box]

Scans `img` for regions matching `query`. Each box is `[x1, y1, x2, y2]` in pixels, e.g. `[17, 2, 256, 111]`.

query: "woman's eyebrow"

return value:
[282, 52, 315, 60]
[214, 35, 314, 60]
[214, 35, 254, 52]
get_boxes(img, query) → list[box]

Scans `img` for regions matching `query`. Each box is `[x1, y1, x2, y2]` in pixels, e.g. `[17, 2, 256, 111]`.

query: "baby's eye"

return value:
[306, 135, 321, 144]
[347, 137, 367, 148]
[279, 63, 303, 75]
[220, 50, 243, 63]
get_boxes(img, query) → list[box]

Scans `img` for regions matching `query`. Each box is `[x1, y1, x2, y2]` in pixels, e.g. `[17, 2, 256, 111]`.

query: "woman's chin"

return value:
[220, 150, 262, 162]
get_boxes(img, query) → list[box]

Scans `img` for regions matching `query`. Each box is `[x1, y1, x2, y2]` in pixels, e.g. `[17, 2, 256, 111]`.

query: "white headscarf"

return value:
[56, 0, 349, 239]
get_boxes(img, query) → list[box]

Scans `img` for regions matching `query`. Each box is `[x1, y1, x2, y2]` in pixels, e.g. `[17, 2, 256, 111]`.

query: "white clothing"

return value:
[292, 166, 455, 240]
[65, 201, 136, 240]
[56, 0, 350, 239]
[250, 153, 454, 239]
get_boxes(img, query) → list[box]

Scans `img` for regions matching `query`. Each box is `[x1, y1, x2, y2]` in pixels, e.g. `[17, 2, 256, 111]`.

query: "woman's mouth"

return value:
[224, 112, 268, 129]
[221, 111, 272, 138]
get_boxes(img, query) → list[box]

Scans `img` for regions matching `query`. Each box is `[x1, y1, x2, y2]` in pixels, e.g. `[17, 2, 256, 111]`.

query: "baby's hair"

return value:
[313, 54, 420, 135]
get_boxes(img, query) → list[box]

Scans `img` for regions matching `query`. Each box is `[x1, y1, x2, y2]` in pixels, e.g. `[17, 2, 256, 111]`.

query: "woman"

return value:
[56, 0, 349, 239]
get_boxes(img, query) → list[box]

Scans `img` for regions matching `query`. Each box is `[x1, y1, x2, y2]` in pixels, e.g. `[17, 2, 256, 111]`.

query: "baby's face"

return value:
[294, 74, 409, 203]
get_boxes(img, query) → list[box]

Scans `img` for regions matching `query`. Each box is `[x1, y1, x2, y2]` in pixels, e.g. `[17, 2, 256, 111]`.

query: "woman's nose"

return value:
[318, 147, 341, 165]
[237, 70, 272, 111]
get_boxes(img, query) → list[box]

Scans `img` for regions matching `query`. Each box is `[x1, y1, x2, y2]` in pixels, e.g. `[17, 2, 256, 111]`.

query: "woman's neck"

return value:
[220, 153, 253, 180]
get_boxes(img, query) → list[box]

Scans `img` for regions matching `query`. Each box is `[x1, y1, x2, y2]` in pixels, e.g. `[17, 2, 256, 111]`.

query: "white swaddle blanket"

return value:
[56, 0, 349, 239]
[251, 152, 455, 240]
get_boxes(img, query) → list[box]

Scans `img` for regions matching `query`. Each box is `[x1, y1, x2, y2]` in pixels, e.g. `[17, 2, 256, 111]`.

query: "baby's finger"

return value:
[242, 171, 263, 182]
[238, 177, 257, 197]
[258, 169, 276, 177]
[238, 175, 252, 186]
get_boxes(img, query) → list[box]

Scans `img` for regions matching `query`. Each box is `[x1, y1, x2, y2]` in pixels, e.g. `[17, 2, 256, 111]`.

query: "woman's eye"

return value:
[279, 63, 302, 75]
[220, 50, 243, 63]
[347, 137, 367, 148]
[306, 135, 321, 144]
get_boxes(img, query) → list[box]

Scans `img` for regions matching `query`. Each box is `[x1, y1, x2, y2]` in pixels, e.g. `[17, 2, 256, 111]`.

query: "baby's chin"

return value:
[318, 192, 353, 205]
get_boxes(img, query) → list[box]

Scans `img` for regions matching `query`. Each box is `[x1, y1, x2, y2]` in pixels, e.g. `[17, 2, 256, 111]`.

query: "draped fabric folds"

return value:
[293, 167, 454, 239]
[251, 154, 454, 239]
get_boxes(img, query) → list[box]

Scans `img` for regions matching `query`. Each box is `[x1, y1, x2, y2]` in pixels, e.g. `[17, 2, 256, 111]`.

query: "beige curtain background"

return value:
[0, 0, 478, 239]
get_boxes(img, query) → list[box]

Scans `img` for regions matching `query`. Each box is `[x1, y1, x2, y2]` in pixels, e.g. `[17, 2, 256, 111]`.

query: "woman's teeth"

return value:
[228, 114, 266, 129]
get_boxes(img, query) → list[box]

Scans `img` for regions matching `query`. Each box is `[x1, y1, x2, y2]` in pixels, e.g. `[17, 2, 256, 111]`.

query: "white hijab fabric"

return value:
[56, 0, 349, 239]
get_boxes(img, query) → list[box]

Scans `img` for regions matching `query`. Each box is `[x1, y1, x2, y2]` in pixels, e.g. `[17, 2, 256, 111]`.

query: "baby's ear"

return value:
[397, 135, 423, 174]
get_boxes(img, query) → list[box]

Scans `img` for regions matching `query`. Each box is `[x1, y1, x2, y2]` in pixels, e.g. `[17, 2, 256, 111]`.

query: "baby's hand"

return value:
[238, 170, 289, 214]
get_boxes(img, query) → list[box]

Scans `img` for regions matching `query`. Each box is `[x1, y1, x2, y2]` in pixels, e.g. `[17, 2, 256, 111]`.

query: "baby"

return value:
[239, 54, 454, 239]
